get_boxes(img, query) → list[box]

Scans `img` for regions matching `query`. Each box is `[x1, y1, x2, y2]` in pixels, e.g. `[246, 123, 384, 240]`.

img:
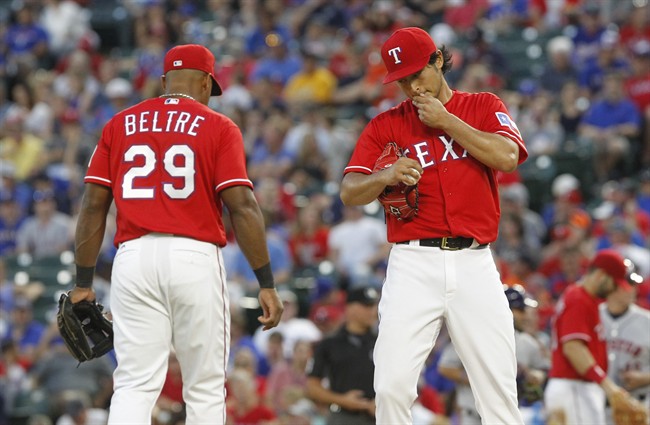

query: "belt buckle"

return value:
[440, 237, 460, 251]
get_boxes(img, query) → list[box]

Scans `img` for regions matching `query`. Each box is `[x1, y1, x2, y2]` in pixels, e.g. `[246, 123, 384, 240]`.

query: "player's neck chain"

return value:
[159, 93, 197, 102]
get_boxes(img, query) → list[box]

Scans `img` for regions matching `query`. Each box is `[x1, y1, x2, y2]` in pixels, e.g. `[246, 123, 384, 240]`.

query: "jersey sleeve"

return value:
[343, 118, 389, 175]
[85, 121, 114, 187]
[478, 93, 528, 165]
[557, 296, 595, 344]
[214, 120, 253, 192]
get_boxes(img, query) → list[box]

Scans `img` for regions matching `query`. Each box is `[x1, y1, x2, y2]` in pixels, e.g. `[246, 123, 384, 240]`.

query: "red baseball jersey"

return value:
[344, 90, 527, 243]
[85, 97, 252, 247]
[549, 284, 608, 380]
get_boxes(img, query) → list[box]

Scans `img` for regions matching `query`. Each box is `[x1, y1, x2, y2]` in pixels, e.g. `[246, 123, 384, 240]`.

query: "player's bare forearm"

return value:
[221, 186, 271, 269]
[563, 341, 629, 397]
[341, 172, 391, 205]
[440, 114, 519, 172]
[75, 184, 113, 267]
[562, 340, 598, 376]
[341, 157, 422, 205]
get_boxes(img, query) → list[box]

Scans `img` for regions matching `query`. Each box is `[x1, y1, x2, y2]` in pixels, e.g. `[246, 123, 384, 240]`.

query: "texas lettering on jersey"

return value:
[343, 90, 528, 243]
[403, 136, 468, 170]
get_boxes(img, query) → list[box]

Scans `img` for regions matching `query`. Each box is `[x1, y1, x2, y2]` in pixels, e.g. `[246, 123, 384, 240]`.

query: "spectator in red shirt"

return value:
[226, 369, 278, 425]
[288, 203, 330, 271]
[264, 339, 312, 414]
[618, 4, 650, 53]
[624, 40, 650, 166]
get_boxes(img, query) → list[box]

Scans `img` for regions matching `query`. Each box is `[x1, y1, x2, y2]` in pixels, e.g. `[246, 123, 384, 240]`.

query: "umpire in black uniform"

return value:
[307, 286, 379, 425]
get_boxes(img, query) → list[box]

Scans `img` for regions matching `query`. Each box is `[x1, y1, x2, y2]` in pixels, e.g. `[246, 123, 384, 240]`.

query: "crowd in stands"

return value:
[0, 0, 649, 424]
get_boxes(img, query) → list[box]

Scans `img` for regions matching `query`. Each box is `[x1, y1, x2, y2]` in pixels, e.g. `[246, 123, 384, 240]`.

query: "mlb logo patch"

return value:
[164, 98, 180, 104]
[173, 60, 182, 67]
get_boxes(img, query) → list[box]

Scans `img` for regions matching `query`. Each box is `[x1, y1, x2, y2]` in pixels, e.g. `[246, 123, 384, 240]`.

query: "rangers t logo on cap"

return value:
[388, 47, 402, 64]
[381, 27, 438, 84]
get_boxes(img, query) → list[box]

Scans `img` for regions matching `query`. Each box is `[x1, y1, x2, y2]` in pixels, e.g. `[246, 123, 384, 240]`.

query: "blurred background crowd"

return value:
[0, 0, 649, 424]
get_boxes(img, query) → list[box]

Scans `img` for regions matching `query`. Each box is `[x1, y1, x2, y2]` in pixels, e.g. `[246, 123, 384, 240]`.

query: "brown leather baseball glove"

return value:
[373, 142, 419, 221]
[611, 390, 649, 425]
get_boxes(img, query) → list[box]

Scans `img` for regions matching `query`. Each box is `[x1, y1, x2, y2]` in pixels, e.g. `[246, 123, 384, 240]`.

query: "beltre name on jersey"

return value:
[124, 108, 206, 136]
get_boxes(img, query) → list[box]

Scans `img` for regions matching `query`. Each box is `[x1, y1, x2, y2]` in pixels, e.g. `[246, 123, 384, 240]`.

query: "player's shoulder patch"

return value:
[495, 112, 520, 135]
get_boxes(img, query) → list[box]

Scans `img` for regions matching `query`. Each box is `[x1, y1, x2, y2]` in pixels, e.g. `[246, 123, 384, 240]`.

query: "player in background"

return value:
[600, 267, 650, 424]
[340, 27, 527, 424]
[545, 249, 641, 424]
[437, 342, 481, 425]
[438, 285, 549, 425]
[69, 44, 283, 424]
[504, 284, 550, 424]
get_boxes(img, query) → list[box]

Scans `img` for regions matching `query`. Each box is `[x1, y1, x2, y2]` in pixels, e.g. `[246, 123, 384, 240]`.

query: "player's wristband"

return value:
[584, 364, 606, 384]
[75, 265, 95, 288]
[253, 263, 275, 289]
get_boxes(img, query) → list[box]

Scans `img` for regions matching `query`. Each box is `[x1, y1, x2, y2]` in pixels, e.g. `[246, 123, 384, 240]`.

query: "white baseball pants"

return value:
[544, 378, 606, 425]
[374, 244, 523, 425]
[108, 233, 230, 424]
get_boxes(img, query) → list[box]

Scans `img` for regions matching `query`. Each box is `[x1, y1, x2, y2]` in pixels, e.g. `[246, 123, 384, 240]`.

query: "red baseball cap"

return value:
[163, 44, 222, 96]
[381, 27, 438, 84]
[590, 249, 632, 291]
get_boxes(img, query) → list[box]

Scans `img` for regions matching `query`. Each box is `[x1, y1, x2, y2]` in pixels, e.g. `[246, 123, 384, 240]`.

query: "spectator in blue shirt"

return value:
[578, 72, 641, 182]
[578, 34, 630, 96]
[0, 194, 24, 257]
[4, 5, 49, 74]
[1, 297, 45, 368]
[638, 168, 650, 216]
[571, 4, 607, 70]
[245, 10, 292, 58]
[231, 224, 293, 292]
[249, 37, 302, 86]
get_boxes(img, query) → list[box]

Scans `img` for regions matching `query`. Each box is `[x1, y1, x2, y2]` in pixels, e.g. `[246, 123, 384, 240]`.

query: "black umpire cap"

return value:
[346, 286, 380, 305]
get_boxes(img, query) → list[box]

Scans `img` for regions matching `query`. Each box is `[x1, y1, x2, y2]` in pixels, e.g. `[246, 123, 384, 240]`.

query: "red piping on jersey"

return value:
[560, 332, 592, 343]
[216, 247, 228, 420]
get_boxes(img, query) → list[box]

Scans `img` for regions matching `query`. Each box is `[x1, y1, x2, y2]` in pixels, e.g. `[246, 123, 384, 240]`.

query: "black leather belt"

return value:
[396, 237, 488, 250]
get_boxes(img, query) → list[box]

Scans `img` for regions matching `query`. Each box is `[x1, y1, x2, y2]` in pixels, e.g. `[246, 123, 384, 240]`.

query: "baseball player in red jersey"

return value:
[340, 27, 527, 424]
[69, 44, 283, 424]
[545, 249, 639, 424]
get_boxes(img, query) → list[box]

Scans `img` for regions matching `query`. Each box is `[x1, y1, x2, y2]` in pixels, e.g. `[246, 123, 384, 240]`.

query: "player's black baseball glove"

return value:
[57, 292, 113, 363]
[373, 142, 419, 221]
